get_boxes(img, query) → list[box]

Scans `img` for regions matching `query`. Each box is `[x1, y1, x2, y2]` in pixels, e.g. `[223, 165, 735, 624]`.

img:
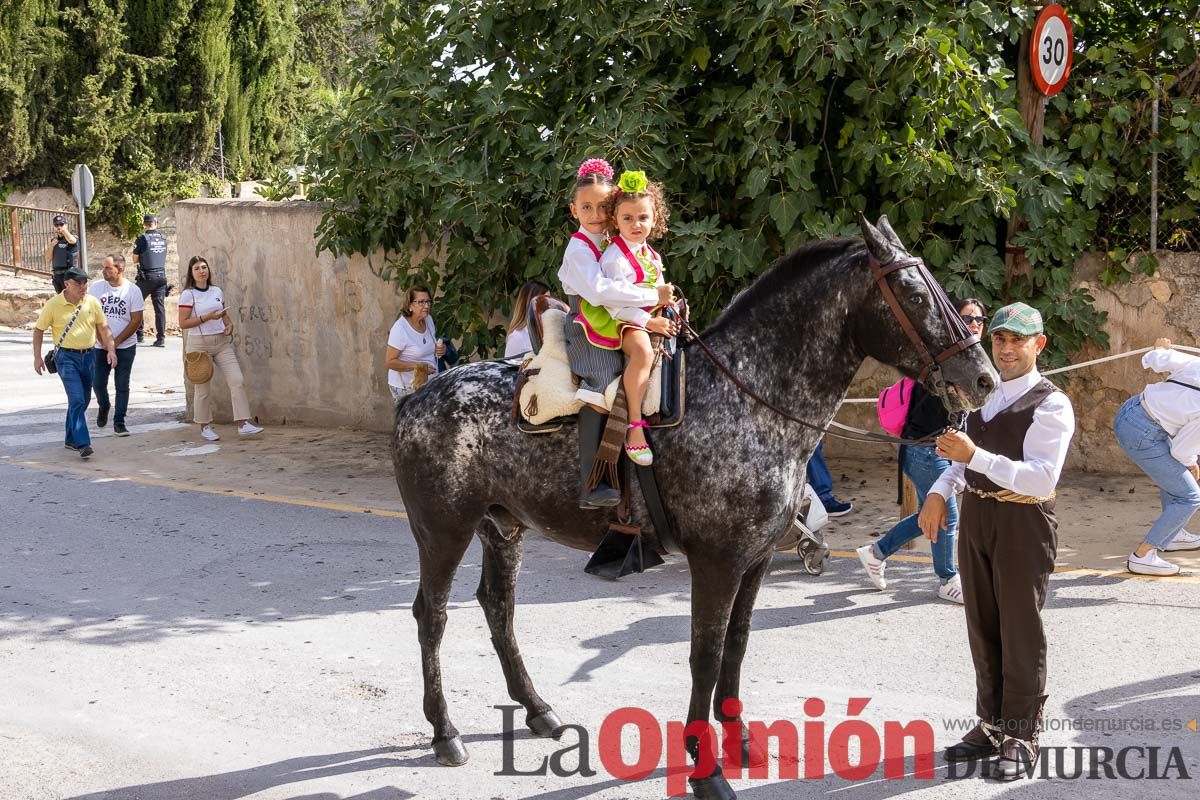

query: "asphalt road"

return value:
[2, 461, 1198, 800]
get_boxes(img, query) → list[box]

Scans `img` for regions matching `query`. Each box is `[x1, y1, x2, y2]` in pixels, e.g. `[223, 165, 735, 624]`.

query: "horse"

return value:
[391, 215, 999, 798]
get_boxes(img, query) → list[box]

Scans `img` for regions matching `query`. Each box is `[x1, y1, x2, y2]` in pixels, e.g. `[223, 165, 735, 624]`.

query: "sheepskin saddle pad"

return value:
[516, 308, 662, 426]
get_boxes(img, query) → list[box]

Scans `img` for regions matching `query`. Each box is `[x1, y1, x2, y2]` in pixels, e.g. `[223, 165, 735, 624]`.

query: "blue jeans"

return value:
[93, 346, 136, 425]
[807, 441, 835, 503]
[874, 445, 959, 581]
[1113, 396, 1200, 550]
[57, 348, 94, 447]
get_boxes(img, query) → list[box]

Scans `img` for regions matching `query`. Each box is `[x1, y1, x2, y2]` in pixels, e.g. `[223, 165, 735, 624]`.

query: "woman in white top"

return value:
[177, 256, 264, 441]
[1113, 338, 1200, 575]
[503, 279, 550, 359]
[385, 285, 445, 400]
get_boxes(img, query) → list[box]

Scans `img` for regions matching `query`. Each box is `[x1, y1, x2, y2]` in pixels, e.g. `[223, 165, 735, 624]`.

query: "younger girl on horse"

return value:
[594, 171, 679, 465]
[558, 160, 674, 505]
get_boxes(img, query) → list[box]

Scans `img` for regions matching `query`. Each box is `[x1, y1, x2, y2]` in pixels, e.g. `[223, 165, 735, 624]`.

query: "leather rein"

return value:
[679, 254, 978, 447]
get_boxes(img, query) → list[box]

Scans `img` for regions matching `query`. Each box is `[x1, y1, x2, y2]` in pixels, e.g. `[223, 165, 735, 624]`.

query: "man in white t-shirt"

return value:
[89, 254, 144, 436]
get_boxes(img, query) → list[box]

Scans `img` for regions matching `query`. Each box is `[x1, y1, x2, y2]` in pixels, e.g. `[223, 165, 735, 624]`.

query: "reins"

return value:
[674, 251, 979, 447]
[677, 315, 942, 447]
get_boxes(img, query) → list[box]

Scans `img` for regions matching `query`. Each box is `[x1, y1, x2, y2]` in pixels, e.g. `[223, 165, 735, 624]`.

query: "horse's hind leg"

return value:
[714, 554, 772, 770]
[412, 522, 474, 766]
[476, 519, 563, 738]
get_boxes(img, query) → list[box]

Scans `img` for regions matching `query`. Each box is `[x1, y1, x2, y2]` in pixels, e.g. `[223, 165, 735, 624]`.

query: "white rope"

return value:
[841, 344, 1200, 405]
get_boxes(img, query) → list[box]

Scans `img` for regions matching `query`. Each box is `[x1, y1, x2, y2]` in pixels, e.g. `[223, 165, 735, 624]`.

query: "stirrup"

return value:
[625, 420, 653, 466]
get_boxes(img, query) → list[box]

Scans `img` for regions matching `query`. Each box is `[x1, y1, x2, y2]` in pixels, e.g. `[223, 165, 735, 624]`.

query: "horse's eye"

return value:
[910, 295, 925, 306]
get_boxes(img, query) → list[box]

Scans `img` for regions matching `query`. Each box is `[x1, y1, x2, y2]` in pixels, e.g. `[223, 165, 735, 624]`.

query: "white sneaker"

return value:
[1127, 549, 1180, 576]
[937, 574, 965, 604]
[238, 421, 264, 436]
[1163, 530, 1200, 552]
[856, 543, 888, 590]
[200, 425, 220, 442]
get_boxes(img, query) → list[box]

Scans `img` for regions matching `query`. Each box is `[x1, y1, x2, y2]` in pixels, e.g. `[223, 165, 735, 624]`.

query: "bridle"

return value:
[868, 254, 980, 401]
[679, 251, 982, 446]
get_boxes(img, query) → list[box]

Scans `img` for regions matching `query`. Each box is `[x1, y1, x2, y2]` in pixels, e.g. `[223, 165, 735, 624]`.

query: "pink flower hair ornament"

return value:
[577, 158, 614, 181]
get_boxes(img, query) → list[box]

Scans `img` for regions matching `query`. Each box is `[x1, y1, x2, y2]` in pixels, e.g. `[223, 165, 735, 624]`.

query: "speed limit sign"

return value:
[1030, 4, 1073, 96]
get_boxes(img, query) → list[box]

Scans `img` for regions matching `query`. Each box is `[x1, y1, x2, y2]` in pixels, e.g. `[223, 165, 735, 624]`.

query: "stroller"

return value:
[776, 483, 831, 575]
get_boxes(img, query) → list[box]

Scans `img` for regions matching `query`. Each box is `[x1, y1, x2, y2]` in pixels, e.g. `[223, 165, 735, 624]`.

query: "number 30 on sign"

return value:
[1030, 3, 1073, 97]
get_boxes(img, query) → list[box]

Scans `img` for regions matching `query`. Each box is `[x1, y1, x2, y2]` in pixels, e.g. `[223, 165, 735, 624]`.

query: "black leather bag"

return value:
[44, 349, 57, 373]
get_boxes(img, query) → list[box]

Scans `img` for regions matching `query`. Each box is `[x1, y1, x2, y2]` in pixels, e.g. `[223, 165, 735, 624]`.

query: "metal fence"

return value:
[0, 204, 81, 276]
[1091, 89, 1198, 255]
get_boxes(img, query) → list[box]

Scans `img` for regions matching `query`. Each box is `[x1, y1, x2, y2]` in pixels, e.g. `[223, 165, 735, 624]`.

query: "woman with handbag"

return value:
[385, 285, 445, 400]
[855, 298, 988, 603]
[178, 256, 263, 441]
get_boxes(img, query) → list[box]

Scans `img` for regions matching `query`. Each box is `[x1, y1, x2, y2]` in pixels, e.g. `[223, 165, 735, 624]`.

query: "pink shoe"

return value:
[625, 420, 654, 466]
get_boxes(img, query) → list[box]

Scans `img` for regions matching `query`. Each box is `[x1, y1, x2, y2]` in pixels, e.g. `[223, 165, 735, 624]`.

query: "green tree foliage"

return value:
[309, 0, 1199, 361]
[0, 0, 331, 231]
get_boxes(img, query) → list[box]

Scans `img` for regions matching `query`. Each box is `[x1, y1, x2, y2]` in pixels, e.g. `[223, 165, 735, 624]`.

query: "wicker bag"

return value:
[185, 350, 214, 384]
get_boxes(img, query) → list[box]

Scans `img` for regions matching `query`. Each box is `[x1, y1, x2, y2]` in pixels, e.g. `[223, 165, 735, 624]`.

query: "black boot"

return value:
[578, 407, 620, 509]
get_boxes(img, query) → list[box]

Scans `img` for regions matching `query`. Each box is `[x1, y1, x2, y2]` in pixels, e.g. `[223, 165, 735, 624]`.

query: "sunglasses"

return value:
[961, 315, 988, 325]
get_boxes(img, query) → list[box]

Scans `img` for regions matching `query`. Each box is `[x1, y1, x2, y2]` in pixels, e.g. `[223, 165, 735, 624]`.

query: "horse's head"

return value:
[853, 214, 998, 412]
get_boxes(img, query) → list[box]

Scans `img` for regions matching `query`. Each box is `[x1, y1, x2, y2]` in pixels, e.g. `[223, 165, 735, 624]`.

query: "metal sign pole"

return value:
[78, 206, 88, 275]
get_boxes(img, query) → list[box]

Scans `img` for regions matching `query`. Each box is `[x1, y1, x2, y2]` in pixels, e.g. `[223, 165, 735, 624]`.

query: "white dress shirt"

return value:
[930, 369, 1075, 500]
[557, 227, 658, 311]
[1140, 348, 1200, 467]
[598, 236, 665, 329]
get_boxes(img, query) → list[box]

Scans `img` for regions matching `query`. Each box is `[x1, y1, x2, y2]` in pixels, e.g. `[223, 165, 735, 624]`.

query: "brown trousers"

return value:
[959, 493, 1057, 741]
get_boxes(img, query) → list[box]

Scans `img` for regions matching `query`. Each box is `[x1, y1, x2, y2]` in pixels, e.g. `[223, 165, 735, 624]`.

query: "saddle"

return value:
[513, 296, 686, 433]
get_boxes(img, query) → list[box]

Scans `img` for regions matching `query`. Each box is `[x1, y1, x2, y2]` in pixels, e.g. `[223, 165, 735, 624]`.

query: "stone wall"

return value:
[175, 199, 405, 430]
[825, 252, 1200, 474]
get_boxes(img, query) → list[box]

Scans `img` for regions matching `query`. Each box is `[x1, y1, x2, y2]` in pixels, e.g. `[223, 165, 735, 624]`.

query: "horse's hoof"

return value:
[690, 774, 736, 800]
[528, 710, 565, 739]
[433, 735, 469, 766]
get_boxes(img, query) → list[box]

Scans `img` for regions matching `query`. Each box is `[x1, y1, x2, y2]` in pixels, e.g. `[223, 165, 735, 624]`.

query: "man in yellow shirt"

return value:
[33, 266, 117, 459]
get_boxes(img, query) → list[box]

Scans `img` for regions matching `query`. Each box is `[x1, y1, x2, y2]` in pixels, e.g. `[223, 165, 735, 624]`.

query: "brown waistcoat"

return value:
[965, 378, 1058, 496]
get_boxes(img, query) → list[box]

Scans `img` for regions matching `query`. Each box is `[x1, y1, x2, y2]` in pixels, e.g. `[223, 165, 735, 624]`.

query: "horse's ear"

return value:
[856, 211, 896, 264]
[876, 215, 907, 252]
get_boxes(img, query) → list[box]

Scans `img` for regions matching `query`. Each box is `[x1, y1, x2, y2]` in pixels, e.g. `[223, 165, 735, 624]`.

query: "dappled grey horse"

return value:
[392, 216, 999, 798]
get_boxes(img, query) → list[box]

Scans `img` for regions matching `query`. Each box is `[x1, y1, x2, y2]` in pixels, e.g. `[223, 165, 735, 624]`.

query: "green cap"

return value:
[988, 302, 1043, 336]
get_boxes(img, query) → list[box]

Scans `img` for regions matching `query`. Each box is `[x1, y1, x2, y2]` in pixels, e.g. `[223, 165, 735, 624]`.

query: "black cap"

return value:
[52, 214, 67, 226]
[143, 213, 157, 223]
[62, 266, 88, 282]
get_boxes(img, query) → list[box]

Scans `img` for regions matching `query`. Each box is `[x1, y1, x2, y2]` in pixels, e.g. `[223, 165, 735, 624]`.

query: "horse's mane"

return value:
[703, 236, 868, 335]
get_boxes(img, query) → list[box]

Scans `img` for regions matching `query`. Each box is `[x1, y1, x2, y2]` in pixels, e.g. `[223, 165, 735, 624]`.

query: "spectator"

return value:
[504, 280, 551, 358]
[133, 212, 169, 346]
[806, 441, 853, 516]
[89, 254, 144, 437]
[385, 286, 444, 401]
[43, 214, 79, 294]
[1113, 337, 1200, 576]
[178, 256, 264, 441]
[855, 298, 989, 603]
[32, 265, 117, 460]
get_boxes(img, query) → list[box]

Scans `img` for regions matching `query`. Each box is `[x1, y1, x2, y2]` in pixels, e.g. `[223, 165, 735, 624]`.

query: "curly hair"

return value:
[603, 181, 670, 240]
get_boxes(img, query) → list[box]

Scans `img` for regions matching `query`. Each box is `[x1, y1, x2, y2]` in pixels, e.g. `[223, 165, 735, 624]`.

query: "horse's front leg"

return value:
[714, 553, 772, 771]
[476, 521, 563, 738]
[684, 557, 742, 800]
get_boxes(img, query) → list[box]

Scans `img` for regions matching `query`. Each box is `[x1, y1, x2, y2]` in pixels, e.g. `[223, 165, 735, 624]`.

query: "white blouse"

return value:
[557, 227, 658, 312]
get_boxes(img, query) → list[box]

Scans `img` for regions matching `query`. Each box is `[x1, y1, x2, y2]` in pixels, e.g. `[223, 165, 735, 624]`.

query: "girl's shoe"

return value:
[625, 420, 654, 466]
[201, 425, 220, 442]
[239, 421, 264, 436]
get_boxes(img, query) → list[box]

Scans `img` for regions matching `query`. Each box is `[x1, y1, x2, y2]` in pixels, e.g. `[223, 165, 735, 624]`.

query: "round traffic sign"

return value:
[1030, 4, 1073, 97]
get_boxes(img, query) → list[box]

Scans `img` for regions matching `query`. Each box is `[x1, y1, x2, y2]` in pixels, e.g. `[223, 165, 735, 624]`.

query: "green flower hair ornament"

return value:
[616, 170, 649, 194]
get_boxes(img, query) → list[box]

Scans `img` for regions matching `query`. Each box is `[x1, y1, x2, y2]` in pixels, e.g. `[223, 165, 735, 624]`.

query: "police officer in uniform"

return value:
[44, 214, 79, 293]
[132, 212, 169, 346]
[919, 303, 1076, 781]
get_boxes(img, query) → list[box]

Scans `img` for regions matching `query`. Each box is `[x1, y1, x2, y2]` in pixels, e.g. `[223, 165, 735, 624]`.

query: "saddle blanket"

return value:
[517, 308, 662, 425]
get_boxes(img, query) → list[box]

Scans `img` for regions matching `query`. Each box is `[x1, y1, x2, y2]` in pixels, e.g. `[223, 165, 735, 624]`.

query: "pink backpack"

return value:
[877, 377, 916, 437]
